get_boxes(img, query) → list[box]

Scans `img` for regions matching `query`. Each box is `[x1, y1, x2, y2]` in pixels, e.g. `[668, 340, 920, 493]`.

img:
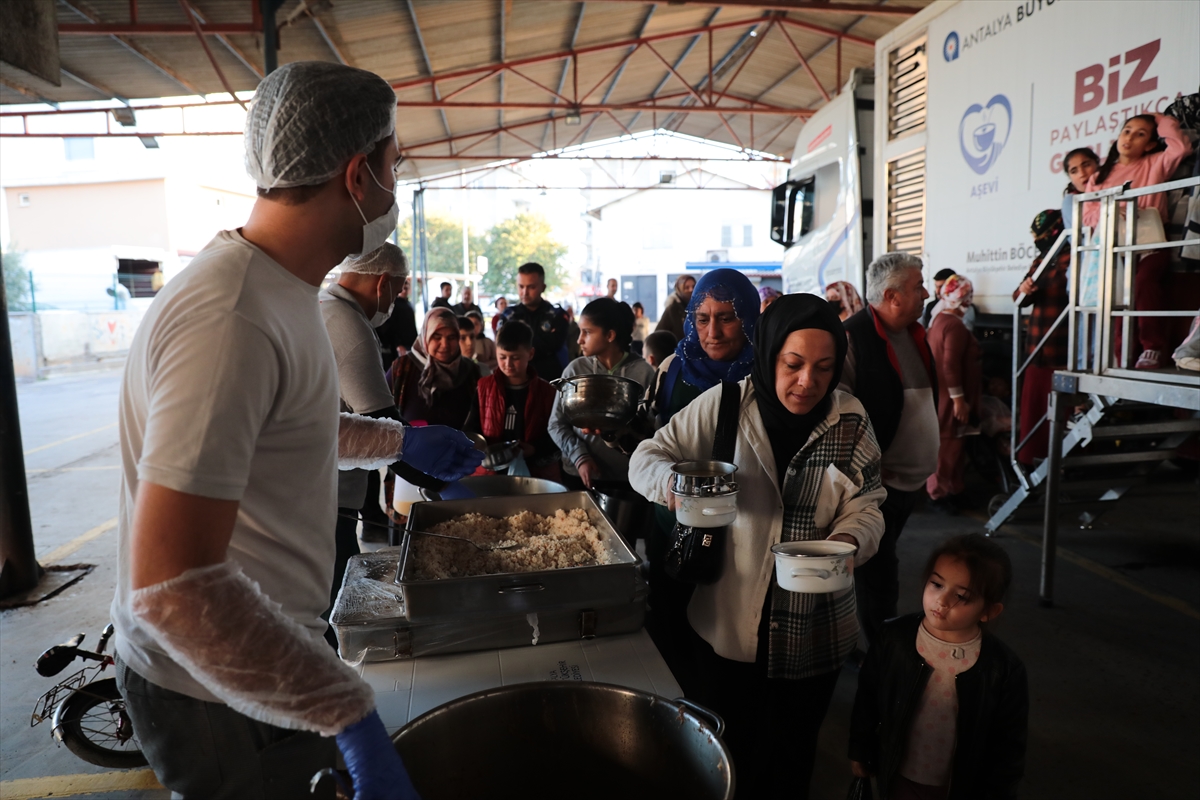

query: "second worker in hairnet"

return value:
[111, 61, 481, 799]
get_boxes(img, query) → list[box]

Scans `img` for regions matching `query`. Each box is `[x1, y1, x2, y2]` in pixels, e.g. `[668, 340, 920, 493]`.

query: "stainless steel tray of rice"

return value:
[397, 492, 646, 622]
[332, 552, 647, 663]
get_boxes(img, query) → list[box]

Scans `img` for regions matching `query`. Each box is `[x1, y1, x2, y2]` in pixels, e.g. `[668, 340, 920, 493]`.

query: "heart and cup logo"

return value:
[958, 94, 1012, 175]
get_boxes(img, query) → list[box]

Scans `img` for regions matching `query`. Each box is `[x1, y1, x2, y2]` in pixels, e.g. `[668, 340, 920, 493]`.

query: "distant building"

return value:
[587, 181, 782, 321]
[4, 171, 254, 312]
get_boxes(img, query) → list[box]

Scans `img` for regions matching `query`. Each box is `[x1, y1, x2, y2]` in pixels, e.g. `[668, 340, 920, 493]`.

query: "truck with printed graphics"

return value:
[771, 0, 1199, 314]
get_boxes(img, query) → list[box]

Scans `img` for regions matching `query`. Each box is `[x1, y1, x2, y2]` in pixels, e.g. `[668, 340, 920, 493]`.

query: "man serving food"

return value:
[110, 62, 481, 799]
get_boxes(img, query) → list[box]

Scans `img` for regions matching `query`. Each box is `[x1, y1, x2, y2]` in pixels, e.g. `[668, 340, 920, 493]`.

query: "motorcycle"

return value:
[31, 623, 146, 768]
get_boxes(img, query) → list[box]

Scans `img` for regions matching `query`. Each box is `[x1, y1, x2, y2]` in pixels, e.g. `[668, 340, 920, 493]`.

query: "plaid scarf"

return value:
[766, 409, 882, 679]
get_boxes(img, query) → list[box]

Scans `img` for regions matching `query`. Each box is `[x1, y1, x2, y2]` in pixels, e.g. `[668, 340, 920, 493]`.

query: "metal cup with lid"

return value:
[670, 460, 739, 528]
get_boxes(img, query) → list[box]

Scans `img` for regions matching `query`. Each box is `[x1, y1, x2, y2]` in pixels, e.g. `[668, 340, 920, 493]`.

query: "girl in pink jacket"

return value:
[1082, 113, 1192, 369]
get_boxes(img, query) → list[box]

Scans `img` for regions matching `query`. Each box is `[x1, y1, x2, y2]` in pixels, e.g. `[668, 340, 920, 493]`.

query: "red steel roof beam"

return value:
[392, 101, 809, 115]
[59, 22, 258, 34]
[643, 42, 709, 107]
[716, 112, 745, 150]
[711, 17, 775, 107]
[438, 69, 503, 102]
[584, 0, 915, 18]
[505, 66, 576, 106]
[779, 16, 873, 49]
[778, 23, 831, 103]
[389, 17, 788, 94]
[578, 44, 641, 105]
[178, 0, 246, 109]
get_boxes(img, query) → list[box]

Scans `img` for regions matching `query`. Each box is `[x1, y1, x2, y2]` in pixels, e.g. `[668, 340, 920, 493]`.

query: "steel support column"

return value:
[1039, 388, 1064, 607]
[0, 281, 40, 599]
[261, 0, 285, 75]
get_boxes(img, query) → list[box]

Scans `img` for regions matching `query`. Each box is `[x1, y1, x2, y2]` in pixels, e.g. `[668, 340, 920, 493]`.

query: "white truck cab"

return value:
[771, 69, 875, 299]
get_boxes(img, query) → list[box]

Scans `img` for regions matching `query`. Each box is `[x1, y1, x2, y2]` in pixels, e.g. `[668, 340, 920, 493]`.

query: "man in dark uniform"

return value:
[431, 281, 453, 309]
[376, 276, 418, 367]
[497, 262, 569, 380]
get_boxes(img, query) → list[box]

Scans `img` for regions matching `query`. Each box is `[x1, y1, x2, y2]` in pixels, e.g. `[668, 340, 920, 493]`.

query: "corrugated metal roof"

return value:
[1, 1, 932, 179]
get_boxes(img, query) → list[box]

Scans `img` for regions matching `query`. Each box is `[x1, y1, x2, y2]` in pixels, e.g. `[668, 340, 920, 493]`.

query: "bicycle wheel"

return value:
[56, 678, 148, 768]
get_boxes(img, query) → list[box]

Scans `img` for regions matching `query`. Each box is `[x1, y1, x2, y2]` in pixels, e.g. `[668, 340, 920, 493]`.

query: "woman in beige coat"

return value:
[629, 294, 885, 799]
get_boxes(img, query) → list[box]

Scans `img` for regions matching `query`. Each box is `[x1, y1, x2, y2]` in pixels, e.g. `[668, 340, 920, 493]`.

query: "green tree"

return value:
[2, 247, 31, 311]
[479, 213, 568, 297]
[396, 213, 486, 302]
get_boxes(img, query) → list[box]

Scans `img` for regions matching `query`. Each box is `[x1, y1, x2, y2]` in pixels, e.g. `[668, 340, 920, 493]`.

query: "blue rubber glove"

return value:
[399, 425, 484, 482]
[336, 711, 420, 800]
[438, 481, 477, 500]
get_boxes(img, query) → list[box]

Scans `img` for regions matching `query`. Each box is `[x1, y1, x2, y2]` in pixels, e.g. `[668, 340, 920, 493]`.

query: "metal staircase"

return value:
[982, 176, 1200, 603]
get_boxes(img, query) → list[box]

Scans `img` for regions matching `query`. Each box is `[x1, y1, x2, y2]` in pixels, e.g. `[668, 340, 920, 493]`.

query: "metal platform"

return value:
[988, 176, 1200, 605]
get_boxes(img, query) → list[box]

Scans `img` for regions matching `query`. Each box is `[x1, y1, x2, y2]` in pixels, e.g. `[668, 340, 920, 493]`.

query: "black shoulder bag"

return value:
[664, 381, 740, 585]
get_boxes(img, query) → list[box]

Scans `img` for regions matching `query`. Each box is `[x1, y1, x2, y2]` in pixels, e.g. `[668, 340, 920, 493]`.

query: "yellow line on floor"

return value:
[23, 423, 117, 456]
[39, 518, 118, 565]
[27, 466, 121, 474]
[971, 511, 1200, 621]
[0, 769, 162, 799]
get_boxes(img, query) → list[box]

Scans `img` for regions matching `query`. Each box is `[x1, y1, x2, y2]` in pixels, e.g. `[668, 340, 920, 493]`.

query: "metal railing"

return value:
[1009, 228, 1070, 491]
[1009, 175, 1200, 485]
[1066, 176, 1200, 377]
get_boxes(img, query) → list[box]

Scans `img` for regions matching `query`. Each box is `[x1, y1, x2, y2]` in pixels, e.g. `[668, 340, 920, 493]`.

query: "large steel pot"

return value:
[392, 682, 734, 800]
[418, 475, 567, 502]
[590, 480, 656, 546]
[467, 433, 524, 471]
[550, 374, 642, 430]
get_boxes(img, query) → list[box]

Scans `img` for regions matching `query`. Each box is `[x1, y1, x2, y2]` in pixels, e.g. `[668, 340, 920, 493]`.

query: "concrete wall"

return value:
[8, 308, 143, 375]
[5, 179, 170, 251]
[8, 313, 39, 379]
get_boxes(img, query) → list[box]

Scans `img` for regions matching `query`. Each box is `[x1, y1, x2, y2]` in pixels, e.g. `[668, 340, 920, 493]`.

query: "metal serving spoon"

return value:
[335, 513, 520, 551]
[408, 528, 522, 552]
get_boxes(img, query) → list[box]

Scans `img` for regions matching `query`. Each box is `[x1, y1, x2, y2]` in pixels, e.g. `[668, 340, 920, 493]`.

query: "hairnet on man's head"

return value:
[340, 243, 408, 278]
[245, 61, 397, 190]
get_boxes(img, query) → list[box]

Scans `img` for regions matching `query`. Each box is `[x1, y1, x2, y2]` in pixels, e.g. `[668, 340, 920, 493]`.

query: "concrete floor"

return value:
[1, 369, 1197, 799]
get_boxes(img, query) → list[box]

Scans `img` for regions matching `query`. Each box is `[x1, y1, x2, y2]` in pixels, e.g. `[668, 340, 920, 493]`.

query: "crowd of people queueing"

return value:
[111, 54, 1194, 800]
[325, 246, 1029, 799]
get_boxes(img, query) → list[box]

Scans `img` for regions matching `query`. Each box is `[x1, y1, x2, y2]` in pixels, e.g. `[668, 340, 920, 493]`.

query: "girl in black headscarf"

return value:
[630, 293, 886, 800]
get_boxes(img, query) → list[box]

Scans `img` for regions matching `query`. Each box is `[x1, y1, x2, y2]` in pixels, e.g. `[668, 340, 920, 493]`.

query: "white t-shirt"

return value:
[881, 330, 940, 492]
[319, 283, 395, 509]
[111, 230, 340, 702]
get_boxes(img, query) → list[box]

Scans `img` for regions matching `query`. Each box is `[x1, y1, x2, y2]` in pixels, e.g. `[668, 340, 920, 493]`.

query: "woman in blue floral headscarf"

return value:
[638, 267, 761, 696]
[654, 267, 761, 426]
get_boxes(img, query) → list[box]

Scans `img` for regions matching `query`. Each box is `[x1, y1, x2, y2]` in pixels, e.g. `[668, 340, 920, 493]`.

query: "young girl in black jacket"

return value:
[849, 534, 1028, 800]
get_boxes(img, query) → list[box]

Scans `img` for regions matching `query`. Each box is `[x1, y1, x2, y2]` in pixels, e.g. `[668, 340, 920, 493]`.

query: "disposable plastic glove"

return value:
[438, 481, 477, 500]
[131, 561, 374, 735]
[336, 710, 421, 800]
[338, 414, 407, 471]
[398, 425, 484, 482]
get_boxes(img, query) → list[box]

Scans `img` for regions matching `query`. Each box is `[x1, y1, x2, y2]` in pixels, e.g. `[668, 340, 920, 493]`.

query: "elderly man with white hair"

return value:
[111, 62, 483, 799]
[839, 253, 939, 655]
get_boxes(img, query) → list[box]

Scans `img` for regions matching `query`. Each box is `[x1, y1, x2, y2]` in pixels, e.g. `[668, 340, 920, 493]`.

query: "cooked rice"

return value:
[411, 508, 613, 580]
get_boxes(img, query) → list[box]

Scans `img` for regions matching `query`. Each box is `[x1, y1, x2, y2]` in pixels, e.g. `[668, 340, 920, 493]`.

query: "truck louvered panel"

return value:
[888, 36, 927, 139]
[887, 148, 925, 255]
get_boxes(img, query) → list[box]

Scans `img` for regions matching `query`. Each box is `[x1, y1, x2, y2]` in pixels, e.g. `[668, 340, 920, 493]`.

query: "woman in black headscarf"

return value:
[630, 294, 886, 799]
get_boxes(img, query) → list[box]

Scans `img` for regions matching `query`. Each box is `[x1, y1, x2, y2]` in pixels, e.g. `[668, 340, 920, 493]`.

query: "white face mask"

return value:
[371, 285, 396, 327]
[349, 162, 399, 257]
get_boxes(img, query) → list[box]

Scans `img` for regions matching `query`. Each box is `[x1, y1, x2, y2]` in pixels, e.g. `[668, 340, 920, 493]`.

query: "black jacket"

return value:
[843, 306, 937, 453]
[849, 614, 1028, 800]
[498, 299, 569, 380]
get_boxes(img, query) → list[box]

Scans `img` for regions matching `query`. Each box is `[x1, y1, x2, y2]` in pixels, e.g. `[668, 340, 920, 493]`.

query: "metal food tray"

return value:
[398, 492, 645, 622]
